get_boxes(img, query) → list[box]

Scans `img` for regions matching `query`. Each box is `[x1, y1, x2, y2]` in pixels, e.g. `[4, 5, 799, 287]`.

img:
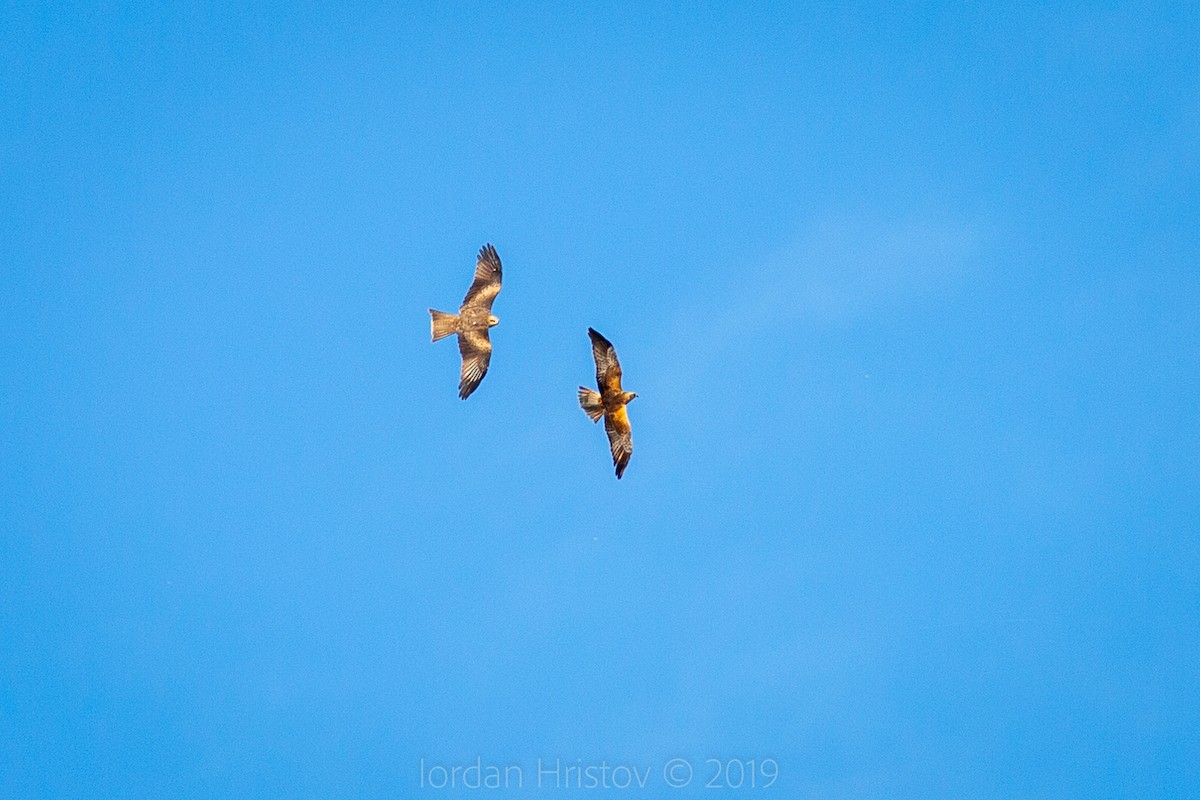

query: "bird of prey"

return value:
[429, 244, 503, 399]
[578, 327, 637, 479]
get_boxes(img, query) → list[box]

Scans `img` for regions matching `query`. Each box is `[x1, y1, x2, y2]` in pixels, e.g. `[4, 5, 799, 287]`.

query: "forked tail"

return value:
[578, 387, 604, 422]
[429, 309, 458, 342]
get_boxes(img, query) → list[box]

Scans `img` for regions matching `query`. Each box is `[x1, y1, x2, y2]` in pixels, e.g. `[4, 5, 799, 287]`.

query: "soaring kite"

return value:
[429, 244, 503, 399]
[578, 327, 637, 479]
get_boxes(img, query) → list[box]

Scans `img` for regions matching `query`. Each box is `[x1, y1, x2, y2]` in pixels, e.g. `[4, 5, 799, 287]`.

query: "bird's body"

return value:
[578, 327, 637, 479]
[429, 244, 503, 399]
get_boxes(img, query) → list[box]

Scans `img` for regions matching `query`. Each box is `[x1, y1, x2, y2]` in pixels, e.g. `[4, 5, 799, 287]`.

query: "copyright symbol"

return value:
[663, 758, 692, 788]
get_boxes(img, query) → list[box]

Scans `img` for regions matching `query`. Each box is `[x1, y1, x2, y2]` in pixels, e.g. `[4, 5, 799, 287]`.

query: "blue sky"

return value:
[2, 2, 1198, 798]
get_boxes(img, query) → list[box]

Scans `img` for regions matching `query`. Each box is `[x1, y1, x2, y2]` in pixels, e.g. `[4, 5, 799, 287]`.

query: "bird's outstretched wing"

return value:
[587, 327, 623, 395]
[604, 405, 633, 479]
[462, 243, 503, 311]
[457, 328, 492, 399]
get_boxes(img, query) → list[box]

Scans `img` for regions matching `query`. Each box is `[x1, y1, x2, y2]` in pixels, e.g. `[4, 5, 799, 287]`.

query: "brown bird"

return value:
[578, 327, 637, 479]
[429, 244, 503, 399]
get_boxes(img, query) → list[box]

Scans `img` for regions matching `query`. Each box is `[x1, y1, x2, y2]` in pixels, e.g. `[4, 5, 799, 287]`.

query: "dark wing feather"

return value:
[457, 328, 492, 399]
[604, 405, 633, 479]
[462, 243, 503, 311]
[587, 327, 623, 396]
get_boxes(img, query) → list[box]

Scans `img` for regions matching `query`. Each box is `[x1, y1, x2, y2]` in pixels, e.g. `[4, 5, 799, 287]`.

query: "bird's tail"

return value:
[429, 309, 458, 342]
[578, 387, 604, 422]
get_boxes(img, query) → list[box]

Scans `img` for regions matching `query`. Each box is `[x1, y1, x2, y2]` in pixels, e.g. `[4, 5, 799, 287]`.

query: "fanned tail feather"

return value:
[578, 387, 604, 422]
[429, 309, 458, 342]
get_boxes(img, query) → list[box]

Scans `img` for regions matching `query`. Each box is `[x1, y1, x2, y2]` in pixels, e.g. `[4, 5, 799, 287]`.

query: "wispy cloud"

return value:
[731, 212, 980, 324]
[630, 212, 990, 414]
[652, 212, 987, 372]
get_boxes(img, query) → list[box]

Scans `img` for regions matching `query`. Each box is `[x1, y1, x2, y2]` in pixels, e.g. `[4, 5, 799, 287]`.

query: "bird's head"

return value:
[624, 391, 638, 404]
[487, 315, 500, 327]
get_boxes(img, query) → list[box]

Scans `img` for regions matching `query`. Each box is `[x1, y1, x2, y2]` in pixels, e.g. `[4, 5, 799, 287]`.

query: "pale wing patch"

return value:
[604, 405, 633, 479]
[457, 328, 492, 399]
[462, 243, 503, 310]
[588, 328, 623, 394]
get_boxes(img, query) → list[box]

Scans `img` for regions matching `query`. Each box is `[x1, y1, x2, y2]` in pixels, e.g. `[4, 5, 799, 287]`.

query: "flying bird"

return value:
[429, 244, 503, 399]
[578, 327, 637, 479]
